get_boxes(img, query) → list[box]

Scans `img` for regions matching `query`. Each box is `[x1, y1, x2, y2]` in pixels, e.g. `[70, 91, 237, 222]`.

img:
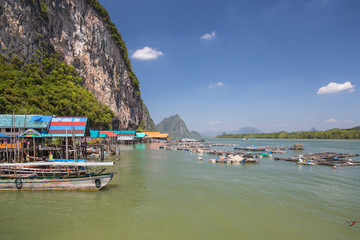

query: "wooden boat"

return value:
[0, 162, 114, 191]
[0, 159, 88, 177]
[0, 166, 87, 177]
[246, 152, 270, 157]
[0, 174, 113, 191]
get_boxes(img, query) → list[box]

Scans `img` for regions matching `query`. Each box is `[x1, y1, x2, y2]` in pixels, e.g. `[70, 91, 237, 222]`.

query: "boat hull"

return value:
[0, 174, 113, 191]
[0, 167, 87, 177]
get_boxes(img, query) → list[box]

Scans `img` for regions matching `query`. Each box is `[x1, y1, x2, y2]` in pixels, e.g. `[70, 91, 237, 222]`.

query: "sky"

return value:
[99, 0, 360, 133]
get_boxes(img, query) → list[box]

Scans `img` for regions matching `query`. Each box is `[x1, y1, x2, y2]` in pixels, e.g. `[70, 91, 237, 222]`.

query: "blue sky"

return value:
[99, 0, 360, 133]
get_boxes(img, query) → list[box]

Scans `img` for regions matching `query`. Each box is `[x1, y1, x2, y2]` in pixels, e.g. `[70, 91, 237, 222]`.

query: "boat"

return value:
[0, 159, 88, 177]
[0, 166, 87, 177]
[0, 174, 113, 191]
[246, 152, 270, 157]
[0, 161, 114, 191]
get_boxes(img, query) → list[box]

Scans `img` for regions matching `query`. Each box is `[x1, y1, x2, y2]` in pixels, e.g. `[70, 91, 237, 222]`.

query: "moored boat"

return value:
[0, 173, 113, 191]
[0, 161, 115, 191]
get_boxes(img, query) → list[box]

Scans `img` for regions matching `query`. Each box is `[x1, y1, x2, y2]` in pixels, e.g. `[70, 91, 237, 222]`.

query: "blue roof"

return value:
[0, 133, 10, 138]
[114, 130, 136, 134]
[42, 134, 85, 137]
[47, 117, 87, 137]
[31, 116, 52, 123]
[90, 130, 99, 138]
[0, 115, 52, 129]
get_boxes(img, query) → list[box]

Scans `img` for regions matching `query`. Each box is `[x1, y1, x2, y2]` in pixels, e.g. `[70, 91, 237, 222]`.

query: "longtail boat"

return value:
[0, 159, 88, 177]
[0, 162, 114, 191]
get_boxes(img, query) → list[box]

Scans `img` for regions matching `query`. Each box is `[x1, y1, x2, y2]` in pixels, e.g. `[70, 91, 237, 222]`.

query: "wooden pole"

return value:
[17, 122, 20, 162]
[33, 135, 36, 160]
[21, 110, 27, 163]
[65, 129, 68, 160]
[11, 112, 14, 162]
[71, 126, 77, 160]
[78, 138, 82, 159]
[5, 140, 8, 163]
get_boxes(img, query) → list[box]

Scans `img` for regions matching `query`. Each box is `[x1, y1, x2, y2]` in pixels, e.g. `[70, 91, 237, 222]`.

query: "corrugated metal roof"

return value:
[99, 131, 118, 137]
[113, 130, 136, 134]
[90, 130, 99, 138]
[145, 132, 169, 138]
[47, 117, 87, 137]
[49, 126, 85, 130]
[0, 115, 51, 129]
[117, 133, 134, 136]
[43, 134, 85, 137]
[136, 133, 146, 138]
[31, 116, 52, 122]
[89, 130, 136, 138]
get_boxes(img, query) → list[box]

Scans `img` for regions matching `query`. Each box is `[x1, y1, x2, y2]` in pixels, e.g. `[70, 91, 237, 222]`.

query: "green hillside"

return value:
[217, 127, 360, 139]
[0, 55, 114, 129]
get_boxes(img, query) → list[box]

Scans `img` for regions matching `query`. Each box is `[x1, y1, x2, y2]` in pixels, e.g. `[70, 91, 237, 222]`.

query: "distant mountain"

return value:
[232, 127, 262, 134]
[156, 114, 201, 139]
[203, 127, 262, 137]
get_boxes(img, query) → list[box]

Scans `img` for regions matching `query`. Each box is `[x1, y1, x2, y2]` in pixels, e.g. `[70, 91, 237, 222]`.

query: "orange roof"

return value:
[145, 132, 169, 138]
[99, 131, 118, 137]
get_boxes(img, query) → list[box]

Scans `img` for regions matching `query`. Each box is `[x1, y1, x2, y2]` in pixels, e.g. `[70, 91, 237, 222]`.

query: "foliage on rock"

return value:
[0, 54, 115, 129]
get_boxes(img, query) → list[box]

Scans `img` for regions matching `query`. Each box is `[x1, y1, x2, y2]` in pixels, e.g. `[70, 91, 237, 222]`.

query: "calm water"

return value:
[1, 139, 360, 240]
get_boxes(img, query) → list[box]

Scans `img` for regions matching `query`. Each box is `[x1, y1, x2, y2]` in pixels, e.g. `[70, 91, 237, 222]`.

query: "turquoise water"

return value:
[1, 139, 360, 240]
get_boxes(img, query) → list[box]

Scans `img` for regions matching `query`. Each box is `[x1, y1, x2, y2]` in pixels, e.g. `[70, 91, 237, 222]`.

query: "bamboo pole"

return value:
[33, 135, 35, 160]
[17, 122, 20, 162]
[65, 129, 68, 160]
[21, 110, 27, 163]
[71, 126, 77, 160]
[11, 112, 14, 162]
[5, 141, 8, 163]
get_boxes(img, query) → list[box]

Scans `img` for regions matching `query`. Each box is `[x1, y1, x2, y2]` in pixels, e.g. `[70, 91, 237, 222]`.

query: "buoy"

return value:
[332, 166, 337, 169]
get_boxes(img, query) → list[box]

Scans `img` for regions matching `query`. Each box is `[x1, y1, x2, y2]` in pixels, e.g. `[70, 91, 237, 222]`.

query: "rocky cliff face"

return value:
[0, 0, 150, 129]
[156, 114, 201, 139]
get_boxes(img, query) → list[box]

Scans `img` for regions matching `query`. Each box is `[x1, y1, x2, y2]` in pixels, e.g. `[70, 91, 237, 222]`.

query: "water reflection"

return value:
[1, 139, 360, 240]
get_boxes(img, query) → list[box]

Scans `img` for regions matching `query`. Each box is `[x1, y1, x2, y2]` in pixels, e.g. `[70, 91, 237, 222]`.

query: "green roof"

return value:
[0, 115, 51, 129]
[136, 133, 146, 138]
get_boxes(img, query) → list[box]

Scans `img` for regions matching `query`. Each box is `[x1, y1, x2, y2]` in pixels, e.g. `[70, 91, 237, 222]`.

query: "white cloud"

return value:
[317, 81, 355, 94]
[201, 31, 216, 40]
[209, 82, 224, 89]
[131, 46, 164, 60]
[325, 118, 338, 123]
[208, 121, 222, 125]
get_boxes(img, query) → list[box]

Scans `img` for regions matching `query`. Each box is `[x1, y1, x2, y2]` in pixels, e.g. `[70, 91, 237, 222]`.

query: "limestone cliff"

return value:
[0, 0, 152, 130]
[156, 114, 201, 139]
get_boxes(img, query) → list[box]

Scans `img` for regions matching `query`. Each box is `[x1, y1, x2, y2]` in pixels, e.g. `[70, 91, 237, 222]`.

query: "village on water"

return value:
[0, 114, 169, 191]
[1, 113, 359, 191]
